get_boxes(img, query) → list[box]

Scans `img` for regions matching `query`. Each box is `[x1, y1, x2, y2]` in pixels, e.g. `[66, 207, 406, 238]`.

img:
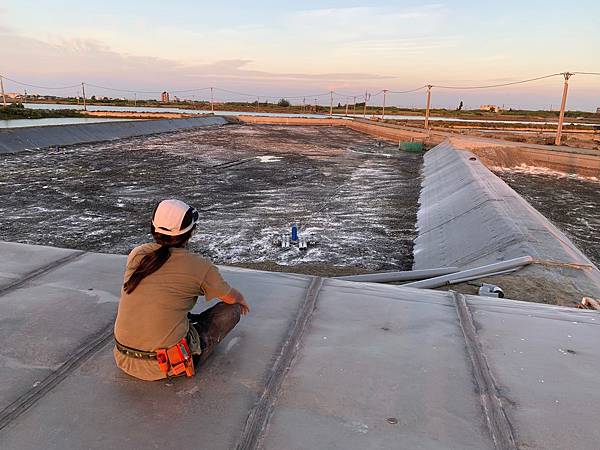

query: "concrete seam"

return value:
[234, 276, 325, 450]
[0, 250, 87, 298]
[0, 323, 114, 431]
[452, 291, 518, 450]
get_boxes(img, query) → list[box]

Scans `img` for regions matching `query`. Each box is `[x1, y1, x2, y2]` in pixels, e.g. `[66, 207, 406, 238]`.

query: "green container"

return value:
[398, 141, 424, 153]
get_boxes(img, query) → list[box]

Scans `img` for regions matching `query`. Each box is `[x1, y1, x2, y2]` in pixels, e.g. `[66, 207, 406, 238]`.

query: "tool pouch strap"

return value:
[114, 337, 157, 359]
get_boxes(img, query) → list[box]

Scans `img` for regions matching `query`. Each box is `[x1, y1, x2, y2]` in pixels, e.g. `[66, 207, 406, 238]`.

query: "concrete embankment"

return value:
[414, 141, 600, 304]
[448, 135, 600, 178]
[2, 240, 600, 450]
[0, 116, 229, 153]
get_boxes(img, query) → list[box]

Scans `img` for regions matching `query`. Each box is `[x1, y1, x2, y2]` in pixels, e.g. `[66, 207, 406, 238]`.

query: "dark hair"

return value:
[123, 205, 197, 294]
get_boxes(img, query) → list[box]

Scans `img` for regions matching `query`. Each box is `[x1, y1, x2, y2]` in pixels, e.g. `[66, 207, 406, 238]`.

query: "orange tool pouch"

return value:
[156, 338, 195, 377]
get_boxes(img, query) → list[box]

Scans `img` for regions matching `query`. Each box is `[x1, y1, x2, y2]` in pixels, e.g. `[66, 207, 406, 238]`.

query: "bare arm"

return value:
[219, 288, 250, 315]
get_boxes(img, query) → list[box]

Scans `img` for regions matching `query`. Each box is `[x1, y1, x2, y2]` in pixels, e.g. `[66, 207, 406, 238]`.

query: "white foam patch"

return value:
[492, 164, 600, 183]
[256, 155, 282, 163]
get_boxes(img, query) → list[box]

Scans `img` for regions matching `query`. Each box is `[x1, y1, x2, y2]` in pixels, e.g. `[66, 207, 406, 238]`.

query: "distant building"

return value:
[161, 91, 170, 103]
[596, 107, 600, 114]
[480, 104, 501, 113]
[173, 95, 180, 102]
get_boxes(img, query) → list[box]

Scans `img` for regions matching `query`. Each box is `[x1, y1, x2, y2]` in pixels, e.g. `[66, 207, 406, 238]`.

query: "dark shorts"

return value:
[187, 302, 241, 366]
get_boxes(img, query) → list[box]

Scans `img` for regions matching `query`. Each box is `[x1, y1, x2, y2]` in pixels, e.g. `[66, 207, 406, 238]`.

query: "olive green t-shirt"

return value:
[113, 243, 232, 381]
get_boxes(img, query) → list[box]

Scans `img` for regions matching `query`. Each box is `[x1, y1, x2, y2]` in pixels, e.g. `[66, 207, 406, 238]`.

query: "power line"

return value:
[0, 75, 80, 90]
[214, 87, 331, 100]
[170, 87, 212, 94]
[573, 71, 600, 76]
[389, 85, 428, 94]
[431, 73, 563, 90]
[87, 84, 213, 95]
[85, 83, 164, 94]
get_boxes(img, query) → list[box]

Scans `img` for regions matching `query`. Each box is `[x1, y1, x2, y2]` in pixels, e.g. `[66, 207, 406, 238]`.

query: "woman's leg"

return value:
[188, 302, 241, 365]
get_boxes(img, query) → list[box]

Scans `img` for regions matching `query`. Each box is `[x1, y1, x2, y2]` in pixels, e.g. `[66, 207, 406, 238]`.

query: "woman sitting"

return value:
[113, 199, 249, 381]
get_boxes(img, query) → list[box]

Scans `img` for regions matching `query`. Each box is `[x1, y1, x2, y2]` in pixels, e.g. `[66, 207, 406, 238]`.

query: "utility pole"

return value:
[345, 98, 349, 116]
[381, 89, 388, 120]
[424, 85, 432, 130]
[314, 98, 318, 113]
[363, 91, 369, 117]
[329, 91, 333, 117]
[353, 96, 357, 115]
[81, 82, 87, 111]
[210, 87, 214, 112]
[555, 72, 572, 146]
[0, 75, 5, 106]
[302, 97, 306, 112]
[134, 93, 137, 107]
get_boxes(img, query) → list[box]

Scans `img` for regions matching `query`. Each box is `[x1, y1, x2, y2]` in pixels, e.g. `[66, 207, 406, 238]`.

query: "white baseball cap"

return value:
[152, 199, 199, 236]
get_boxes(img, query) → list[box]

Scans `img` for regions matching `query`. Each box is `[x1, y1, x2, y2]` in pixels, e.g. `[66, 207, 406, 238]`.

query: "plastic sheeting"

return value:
[0, 116, 228, 153]
[1, 242, 600, 449]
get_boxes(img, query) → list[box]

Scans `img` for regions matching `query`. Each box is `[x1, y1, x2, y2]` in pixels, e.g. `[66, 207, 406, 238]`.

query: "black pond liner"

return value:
[494, 167, 600, 268]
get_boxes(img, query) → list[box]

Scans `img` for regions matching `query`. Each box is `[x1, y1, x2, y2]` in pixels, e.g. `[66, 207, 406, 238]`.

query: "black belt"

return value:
[114, 336, 157, 360]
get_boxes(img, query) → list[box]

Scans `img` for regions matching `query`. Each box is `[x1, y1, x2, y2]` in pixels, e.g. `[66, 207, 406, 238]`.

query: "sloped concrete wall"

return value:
[414, 140, 600, 299]
[0, 116, 228, 154]
[447, 136, 600, 178]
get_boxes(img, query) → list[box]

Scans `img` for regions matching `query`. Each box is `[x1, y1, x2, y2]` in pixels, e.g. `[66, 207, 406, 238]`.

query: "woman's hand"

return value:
[220, 288, 250, 315]
[238, 297, 250, 315]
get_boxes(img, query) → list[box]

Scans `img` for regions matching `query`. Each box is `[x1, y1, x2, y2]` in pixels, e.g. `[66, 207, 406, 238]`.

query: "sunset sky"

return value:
[1, 0, 599, 110]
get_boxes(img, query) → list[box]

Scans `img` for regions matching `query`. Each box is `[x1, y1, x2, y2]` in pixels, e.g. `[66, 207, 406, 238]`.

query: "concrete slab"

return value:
[0, 243, 313, 450]
[467, 296, 600, 450]
[2, 242, 600, 450]
[0, 252, 123, 412]
[262, 280, 494, 450]
[0, 241, 79, 289]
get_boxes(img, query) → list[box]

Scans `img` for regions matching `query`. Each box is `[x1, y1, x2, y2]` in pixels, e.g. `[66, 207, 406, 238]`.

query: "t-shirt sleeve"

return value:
[201, 264, 232, 301]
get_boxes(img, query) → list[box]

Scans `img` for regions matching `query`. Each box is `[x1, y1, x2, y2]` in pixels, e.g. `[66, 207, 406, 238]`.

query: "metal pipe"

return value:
[335, 267, 460, 283]
[404, 256, 533, 289]
[444, 268, 520, 286]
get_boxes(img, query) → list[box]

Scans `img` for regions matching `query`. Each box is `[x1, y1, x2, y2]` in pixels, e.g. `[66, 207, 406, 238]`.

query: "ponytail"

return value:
[123, 245, 171, 294]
